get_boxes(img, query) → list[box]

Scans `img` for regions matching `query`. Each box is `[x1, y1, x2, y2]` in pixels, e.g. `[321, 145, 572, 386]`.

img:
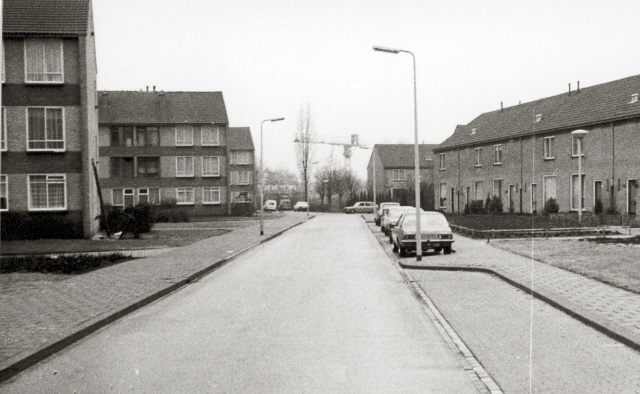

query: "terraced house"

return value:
[434, 74, 640, 215]
[1, 0, 100, 238]
[97, 90, 255, 216]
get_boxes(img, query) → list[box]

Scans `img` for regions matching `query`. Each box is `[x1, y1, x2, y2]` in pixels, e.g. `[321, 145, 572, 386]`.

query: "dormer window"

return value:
[471, 128, 477, 135]
[630, 93, 639, 104]
[535, 114, 542, 122]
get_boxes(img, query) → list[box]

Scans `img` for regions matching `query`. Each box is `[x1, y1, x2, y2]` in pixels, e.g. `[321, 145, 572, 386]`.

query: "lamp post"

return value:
[572, 129, 588, 222]
[373, 45, 422, 261]
[260, 117, 285, 235]
[323, 179, 328, 211]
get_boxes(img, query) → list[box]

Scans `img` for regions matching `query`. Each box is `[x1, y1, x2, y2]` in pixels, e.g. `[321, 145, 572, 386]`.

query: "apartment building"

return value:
[98, 90, 254, 216]
[367, 144, 436, 200]
[1, 0, 100, 238]
[434, 75, 640, 214]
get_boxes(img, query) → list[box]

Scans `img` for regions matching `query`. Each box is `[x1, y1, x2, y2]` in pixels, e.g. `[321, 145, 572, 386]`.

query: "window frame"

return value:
[543, 175, 557, 203]
[439, 182, 447, 208]
[110, 156, 135, 178]
[237, 151, 250, 165]
[202, 156, 221, 177]
[493, 144, 503, 165]
[571, 134, 585, 157]
[24, 39, 64, 84]
[175, 125, 194, 147]
[543, 136, 555, 160]
[570, 173, 587, 211]
[201, 125, 220, 146]
[392, 169, 406, 181]
[238, 171, 251, 185]
[493, 178, 503, 198]
[176, 187, 195, 205]
[176, 156, 195, 177]
[27, 174, 67, 211]
[26, 107, 66, 152]
[0, 174, 8, 211]
[439, 153, 446, 170]
[474, 180, 484, 201]
[1, 107, 6, 151]
[474, 147, 482, 167]
[203, 187, 221, 205]
[137, 156, 160, 178]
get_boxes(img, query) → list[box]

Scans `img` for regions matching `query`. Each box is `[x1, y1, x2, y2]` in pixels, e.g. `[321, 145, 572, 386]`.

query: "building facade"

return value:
[1, 0, 100, 238]
[98, 90, 255, 216]
[367, 144, 436, 200]
[434, 75, 640, 215]
[227, 127, 256, 214]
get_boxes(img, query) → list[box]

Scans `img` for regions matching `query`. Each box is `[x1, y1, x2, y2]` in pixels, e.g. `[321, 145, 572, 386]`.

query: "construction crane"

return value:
[293, 134, 369, 171]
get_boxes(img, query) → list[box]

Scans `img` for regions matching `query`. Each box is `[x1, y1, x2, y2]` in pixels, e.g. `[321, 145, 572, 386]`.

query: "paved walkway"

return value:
[0, 213, 313, 382]
[364, 216, 640, 352]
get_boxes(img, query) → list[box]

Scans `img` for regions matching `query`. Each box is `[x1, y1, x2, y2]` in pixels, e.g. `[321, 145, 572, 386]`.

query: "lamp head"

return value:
[571, 129, 588, 139]
[271, 117, 285, 122]
[373, 46, 400, 54]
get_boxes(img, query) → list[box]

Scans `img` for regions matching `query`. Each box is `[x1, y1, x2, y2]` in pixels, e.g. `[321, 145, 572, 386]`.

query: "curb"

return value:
[0, 217, 312, 384]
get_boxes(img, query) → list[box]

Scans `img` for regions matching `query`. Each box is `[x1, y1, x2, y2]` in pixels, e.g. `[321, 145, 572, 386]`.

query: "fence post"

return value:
[487, 230, 491, 243]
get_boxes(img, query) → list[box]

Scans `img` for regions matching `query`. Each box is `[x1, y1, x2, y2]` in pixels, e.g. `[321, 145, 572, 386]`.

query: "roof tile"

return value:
[228, 127, 255, 150]
[373, 144, 437, 168]
[4, 0, 90, 36]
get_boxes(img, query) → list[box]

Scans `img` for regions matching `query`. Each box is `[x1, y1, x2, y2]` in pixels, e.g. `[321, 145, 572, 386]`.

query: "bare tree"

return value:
[294, 104, 316, 202]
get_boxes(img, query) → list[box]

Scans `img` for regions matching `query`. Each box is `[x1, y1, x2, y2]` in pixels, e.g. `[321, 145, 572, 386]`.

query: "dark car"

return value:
[278, 199, 292, 211]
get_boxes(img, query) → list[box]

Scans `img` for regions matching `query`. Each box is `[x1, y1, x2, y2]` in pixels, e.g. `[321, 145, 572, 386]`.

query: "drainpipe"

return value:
[611, 122, 615, 212]
[520, 137, 523, 213]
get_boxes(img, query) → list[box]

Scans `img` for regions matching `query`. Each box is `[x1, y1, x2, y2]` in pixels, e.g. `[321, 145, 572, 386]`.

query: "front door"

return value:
[629, 179, 637, 215]
[450, 187, 455, 213]
[509, 185, 515, 212]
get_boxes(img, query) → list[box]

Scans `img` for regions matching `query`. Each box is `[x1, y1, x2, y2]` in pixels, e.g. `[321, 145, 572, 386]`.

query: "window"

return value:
[1, 44, 4, 83]
[474, 181, 484, 200]
[571, 174, 586, 211]
[237, 151, 250, 165]
[176, 125, 194, 146]
[493, 144, 503, 165]
[202, 125, 220, 146]
[136, 126, 159, 147]
[1, 175, 7, 211]
[203, 187, 221, 204]
[493, 179, 503, 198]
[28, 174, 66, 210]
[439, 183, 447, 207]
[572, 135, 585, 157]
[138, 188, 160, 205]
[202, 156, 220, 177]
[177, 187, 194, 205]
[110, 126, 133, 146]
[1, 107, 6, 151]
[531, 183, 538, 213]
[630, 93, 638, 104]
[25, 39, 63, 83]
[27, 107, 65, 151]
[238, 171, 250, 185]
[137, 157, 160, 178]
[111, 188, 134, 207]
[392, 169, 405, 181]
[544, 137, 555, 159]
[471, 128, 477, 135]
[535, 114, 542, 122]
[474, 148, 482, 167]
[176, 157, 194, 177]
[543, 175, 557, 202]
[110, 157, 135, 178]
[439, 153, 446, 170]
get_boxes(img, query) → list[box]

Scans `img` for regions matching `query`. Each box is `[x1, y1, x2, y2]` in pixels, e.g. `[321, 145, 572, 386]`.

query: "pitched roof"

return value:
[98, 91, 229, 125]
[228, 127, 255, 150]
[436, 74, 640, 151]
[372, 144, 437, 169]
[4, 0, 91, 36]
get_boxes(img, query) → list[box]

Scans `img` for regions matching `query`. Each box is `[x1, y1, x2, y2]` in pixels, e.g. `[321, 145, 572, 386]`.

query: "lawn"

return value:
[492, 238, 640, 294]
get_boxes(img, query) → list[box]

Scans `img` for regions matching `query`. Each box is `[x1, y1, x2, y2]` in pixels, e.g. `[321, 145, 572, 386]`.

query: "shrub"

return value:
[231, 203, 254, 217]
[469, 200, 485, 214]
[543, 198, 559, 214]
[1, 211, 83, 240]
[463, 203, 470, 214]
[487, 196, 504, 214]
[0, 253, 127, 274]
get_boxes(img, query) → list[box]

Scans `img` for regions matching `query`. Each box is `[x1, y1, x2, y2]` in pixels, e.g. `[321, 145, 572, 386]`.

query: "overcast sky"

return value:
[93, 0, 640, 180]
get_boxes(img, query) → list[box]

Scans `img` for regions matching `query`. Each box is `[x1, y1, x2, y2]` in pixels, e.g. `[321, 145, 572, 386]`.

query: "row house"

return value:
[367, 144, 436, 200]
[1, 0, 100, 237]
[97, 91, 255, 215]
[434, 74, 640, 215]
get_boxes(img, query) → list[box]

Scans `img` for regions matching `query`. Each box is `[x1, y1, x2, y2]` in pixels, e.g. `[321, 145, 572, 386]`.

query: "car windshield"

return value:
[402, 214, 449, 228]
[389, 208, 417, 220]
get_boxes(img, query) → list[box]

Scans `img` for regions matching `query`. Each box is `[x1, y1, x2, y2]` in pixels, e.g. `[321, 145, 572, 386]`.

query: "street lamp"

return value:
[260, 117, 285, 236]
[571, 129, 588, 222]
[373, 45, 423, 261]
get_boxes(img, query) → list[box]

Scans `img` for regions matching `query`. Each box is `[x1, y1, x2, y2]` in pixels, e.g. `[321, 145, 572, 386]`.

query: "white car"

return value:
[263, 200, 277, 212]
[382, 206, 423, 236]
[293, 201, 310, 212]
[374, 202, 400, 225]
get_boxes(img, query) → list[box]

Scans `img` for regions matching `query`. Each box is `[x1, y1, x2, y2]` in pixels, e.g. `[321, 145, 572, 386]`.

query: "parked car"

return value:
[374, 202, 400, 225]
[293, 201, 310, 212]
[382, 206, 422, 236]
[278, 199, 292, 211]
[263, 200, 277, 212]
[343, 201, 376, 214]
[391, 211, 454, 257]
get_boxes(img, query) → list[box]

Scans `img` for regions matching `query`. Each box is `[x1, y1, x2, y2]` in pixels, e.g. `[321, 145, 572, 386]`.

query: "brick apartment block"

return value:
[434, 75, 640, 215]
[97, 91, 255, 216]
[1, 0, 100, 238]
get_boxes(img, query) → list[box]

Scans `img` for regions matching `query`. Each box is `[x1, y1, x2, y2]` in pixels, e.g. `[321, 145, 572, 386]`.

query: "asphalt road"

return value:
[0, 214, 479, 393]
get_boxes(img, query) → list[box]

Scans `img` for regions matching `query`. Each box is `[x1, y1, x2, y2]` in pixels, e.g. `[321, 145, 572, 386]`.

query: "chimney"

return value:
[568, 83, 571, 96]
[153, 86, 156, 92]
[501, 102, 503, 111]
[577, 81, 580, 92]
[146, 86, 149, 92]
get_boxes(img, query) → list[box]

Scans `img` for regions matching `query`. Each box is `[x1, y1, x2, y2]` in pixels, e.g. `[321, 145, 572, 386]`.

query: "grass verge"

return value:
[0, 253, 130, 275]
[492, 238, 640, 294]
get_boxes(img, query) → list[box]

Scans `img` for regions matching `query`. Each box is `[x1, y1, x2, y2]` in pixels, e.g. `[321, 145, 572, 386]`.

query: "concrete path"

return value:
[0, 213, 311, 383]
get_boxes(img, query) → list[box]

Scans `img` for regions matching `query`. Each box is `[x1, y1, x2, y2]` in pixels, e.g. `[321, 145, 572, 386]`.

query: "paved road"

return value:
[1, 215, 480, 393]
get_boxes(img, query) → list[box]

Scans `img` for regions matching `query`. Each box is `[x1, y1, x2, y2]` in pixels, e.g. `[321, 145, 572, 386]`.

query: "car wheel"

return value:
[444, 246, 452, 254]
[392, 242, 398, 253]
[349, 209, 355, 214]
[399, 247, 407, 257]
[388, 235, 393, 244]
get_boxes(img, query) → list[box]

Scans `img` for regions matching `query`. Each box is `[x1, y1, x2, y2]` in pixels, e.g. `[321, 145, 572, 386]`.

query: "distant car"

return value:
[278, 199, 292, 211]
[263, 200, 277, 212]
[382, 206, 422, 236]
[374, 202, 400, 225]
[293, 201, 309, 212]
[391, 211, 454, 257]
[343, 201, 376, 214]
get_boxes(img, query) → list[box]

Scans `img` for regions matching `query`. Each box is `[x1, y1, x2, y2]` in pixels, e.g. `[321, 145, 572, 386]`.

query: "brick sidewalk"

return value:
[364, 219, 640, 352]
[0, 213, 313, 382]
